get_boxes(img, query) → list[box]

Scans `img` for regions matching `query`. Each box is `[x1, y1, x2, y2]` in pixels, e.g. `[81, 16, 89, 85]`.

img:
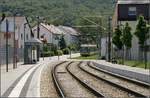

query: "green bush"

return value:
[57, 50, 63, 56]
[63, 48, 70, 54]
[41, 51, 50, 57]
[71, 46, 77, 52]
[100, 56, 106, 60]
[50, 51, 55, 56]
[51, 45, 58, 55]
[43, 45, 49, 52]
[67, 44, 71, 49]
[72, 44, 79, 51]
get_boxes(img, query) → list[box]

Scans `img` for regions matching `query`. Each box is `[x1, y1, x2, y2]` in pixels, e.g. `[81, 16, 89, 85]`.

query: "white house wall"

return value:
[19, 20, 31, 49]
[33, 25, 52, 44]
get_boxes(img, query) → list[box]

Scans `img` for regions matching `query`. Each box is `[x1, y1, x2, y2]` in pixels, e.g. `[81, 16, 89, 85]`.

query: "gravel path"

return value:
[56, 62, 95, 97]
[81, 62, 150, 97]
[40, 62, 60, 97]
[69, 62, 136, 98]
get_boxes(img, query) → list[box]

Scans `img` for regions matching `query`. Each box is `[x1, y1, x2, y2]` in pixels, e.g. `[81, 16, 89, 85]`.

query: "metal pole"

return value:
[6, 19, 9, 72]
[108, 16, 111, 62]
[13, 15, 16, 69]
[23, 23, 26, 64]
[98, 17, 102, 57]
[43, 43, 44, 61]
[70, 45, 71, 59]
[37, 16, 40, 61]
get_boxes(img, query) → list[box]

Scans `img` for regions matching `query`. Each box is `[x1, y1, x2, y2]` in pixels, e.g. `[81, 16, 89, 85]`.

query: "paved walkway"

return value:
[0, 53, 80, 97]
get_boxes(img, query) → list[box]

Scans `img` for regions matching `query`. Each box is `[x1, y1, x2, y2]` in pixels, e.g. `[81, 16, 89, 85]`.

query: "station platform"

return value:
[0, 53, 80, 97]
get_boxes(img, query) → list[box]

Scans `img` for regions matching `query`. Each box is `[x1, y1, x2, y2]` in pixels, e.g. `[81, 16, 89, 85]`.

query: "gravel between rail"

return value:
[68, 61, 136, 98]
[81, 62, 150, 97]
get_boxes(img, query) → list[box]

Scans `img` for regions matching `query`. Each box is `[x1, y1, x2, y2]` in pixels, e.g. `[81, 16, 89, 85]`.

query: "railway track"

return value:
[52, 61, 149, 98]
[78, 61, 149, 97]
[52, 61, 98, 97]
[51, 61, 66, 98]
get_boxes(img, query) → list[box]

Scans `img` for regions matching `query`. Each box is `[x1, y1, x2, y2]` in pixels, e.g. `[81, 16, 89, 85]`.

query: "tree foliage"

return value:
[59, 35, 66, 50]
[122, 22, 132, 48]
[0, 0, 114, 27]
[112, 25, 123, 50]
[134, 16, 150, 46]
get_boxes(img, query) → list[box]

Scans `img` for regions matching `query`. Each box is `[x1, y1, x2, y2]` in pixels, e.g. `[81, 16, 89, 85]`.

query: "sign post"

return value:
[6, 19, 9, 72]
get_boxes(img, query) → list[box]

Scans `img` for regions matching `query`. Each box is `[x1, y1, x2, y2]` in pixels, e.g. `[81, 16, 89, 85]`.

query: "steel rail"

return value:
[88, 62, 149, 88]
[51, 61, 67, 98]
[78, 62, 147, 98]
[66, 62, 105, 97]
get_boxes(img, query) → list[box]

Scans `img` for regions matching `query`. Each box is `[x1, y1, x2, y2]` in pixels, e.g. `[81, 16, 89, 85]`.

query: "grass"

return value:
[122, 60, 150, 69]
[71, 54, 100, 60]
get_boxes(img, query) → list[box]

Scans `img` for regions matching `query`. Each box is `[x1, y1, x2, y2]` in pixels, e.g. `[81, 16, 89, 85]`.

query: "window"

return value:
[128, 7, 136, 16]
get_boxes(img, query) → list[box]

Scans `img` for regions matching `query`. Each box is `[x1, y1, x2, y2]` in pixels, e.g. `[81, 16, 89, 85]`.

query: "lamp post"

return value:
[13, 14, 16, 69]
[6, 19, 9, 72]
[36, 16, 40, 61]
[108, 16, 112, 62]
[24, 23, 28, 63]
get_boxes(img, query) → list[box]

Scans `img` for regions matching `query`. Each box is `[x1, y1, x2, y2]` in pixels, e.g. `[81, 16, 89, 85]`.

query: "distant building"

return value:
[58, 26, 79, 45]
[0, 16, 33, 64]
[32, 23, 79, 47]
[112, 0, 150, 60]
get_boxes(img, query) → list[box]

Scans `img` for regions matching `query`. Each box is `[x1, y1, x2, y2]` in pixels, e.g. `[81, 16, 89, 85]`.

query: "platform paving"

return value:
[0, 53, 80, 97]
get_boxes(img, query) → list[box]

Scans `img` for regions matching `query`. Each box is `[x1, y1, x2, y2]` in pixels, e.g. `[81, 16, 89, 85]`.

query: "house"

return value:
[32, 23, 53, 45]
[58, 26, 79, 45]
[32, 23, 80, 47]
[112, 0, 150, 60]
[32, 23, 65, 47]
[0, 16, 33, 65]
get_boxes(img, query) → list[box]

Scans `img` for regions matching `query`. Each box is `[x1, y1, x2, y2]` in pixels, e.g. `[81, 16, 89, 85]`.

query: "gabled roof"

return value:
[41, 23, 65, 35]
[118, 0, 150, 4]
[32, 23, 66, 35]
[58, 26, 79, 36]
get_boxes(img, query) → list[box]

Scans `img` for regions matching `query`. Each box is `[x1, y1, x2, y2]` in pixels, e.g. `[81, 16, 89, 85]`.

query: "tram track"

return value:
[68, 62, 136, 97]
[52, 61, 149, 98]
[51, 61, 66, 98]
[66, 62, 105, 97]
[78, 61, 149, 97]
[51, 61, 96, 97]
[87, 61, 150, 97]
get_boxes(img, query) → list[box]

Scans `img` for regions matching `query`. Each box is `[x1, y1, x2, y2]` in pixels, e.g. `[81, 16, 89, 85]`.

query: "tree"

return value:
[59, 35, 67, 50]
[112, 25, 123, 50]
[134, 16, 150, 69]
[112, 24, 123, 62]
[122, 22, 132, 60]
